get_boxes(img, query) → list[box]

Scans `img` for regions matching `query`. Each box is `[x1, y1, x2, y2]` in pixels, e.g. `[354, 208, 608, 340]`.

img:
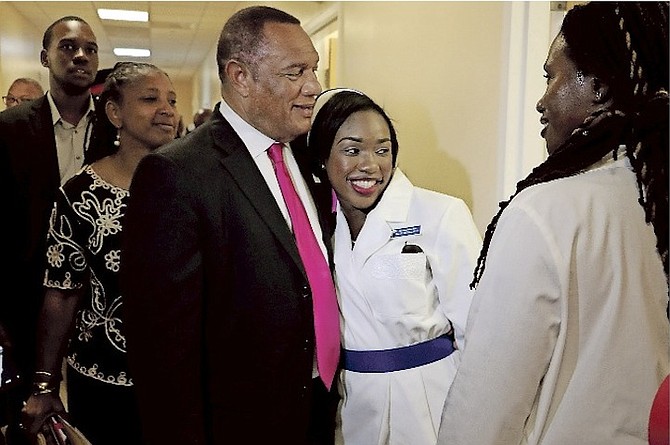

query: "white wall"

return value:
[498, 2, 553, 202]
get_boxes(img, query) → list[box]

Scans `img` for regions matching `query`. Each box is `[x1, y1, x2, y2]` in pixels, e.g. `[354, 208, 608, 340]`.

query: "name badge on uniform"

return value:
[390, 225, 421, 238]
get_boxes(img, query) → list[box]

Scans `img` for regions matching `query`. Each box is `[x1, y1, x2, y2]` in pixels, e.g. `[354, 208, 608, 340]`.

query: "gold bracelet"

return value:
[31, 381, 56, 396]
[32, 388, 54, 396]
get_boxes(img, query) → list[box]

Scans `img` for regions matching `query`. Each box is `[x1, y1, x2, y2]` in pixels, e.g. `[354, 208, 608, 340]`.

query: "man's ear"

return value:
[40, 49, 49, 68]
[225, 60, 251, 98]
[592, 77, 610, 104]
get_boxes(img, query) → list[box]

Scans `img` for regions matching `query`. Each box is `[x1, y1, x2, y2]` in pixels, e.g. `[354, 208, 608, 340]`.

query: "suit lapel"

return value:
[209, 111, 306, 276]
[30, 97, 61, 189]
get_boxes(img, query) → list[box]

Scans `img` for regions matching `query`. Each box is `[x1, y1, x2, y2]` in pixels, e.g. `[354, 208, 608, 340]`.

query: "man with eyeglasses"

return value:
[0, 15, 98, 445]
[2, 78, 44, 109]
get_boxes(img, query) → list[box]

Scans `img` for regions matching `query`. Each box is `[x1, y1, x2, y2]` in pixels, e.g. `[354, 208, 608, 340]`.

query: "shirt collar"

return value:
[46, 91, 96, 126]
[218, 97, 276, 158]
[588, 144, 628, 172]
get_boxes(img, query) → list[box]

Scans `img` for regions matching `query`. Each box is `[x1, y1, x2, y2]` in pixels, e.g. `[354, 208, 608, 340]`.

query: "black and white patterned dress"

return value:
[44, 164, 133, 386]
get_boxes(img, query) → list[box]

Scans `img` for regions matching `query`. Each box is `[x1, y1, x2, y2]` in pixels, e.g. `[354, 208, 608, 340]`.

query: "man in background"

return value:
[2, 78, 44, 109]
[188, 107, 213, 132]
[192, 107, 213, 128]
[0, 15, 98, 445]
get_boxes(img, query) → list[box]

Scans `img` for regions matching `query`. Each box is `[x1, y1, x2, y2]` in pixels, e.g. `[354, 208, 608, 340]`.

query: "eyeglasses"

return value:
[2, 95, 35, 107]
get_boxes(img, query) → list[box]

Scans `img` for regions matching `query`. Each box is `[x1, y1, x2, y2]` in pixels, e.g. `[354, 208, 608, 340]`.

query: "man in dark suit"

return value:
[0, 16, 98, 445]
[121, 6, 339, 445]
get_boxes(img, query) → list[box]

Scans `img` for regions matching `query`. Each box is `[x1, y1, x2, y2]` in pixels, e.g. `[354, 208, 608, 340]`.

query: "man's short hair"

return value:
[216, 6, 300, 83]
[42, 15, 89, 49]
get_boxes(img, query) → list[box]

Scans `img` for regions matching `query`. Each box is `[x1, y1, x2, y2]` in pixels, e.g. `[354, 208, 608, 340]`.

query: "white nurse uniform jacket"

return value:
[334, 168, 482, 445]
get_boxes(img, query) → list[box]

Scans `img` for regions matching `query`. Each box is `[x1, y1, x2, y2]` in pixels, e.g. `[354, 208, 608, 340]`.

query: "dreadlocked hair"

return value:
[627, 89, 669, 279]
[471, 2, 669, 289]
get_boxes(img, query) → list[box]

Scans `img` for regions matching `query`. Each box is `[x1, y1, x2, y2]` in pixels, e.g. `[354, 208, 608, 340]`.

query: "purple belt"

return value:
[343, 334, 455, 373]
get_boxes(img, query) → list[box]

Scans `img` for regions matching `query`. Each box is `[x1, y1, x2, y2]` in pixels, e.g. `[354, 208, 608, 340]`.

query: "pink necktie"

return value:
[268, 143, 340, 390]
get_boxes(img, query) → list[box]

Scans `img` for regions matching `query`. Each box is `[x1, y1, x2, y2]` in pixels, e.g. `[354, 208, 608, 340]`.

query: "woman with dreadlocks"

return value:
[438, 2, 668, 444]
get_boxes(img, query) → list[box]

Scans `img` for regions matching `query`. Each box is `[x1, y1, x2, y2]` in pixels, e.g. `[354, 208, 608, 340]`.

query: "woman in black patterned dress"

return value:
[21, 62, 179, 445]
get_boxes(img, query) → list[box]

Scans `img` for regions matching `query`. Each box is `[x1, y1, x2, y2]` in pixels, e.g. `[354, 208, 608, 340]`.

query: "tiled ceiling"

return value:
[7, 1, 321, 82]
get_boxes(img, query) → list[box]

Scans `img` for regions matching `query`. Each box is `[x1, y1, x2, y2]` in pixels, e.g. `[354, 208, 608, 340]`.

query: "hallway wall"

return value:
[337, 2, 507, 230]
[0, 4, 47, 94]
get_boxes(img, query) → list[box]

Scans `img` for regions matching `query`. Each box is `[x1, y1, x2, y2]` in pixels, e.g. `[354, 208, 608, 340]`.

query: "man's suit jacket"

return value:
[121, 104, 336, 445]
[0, 96, 61, 379]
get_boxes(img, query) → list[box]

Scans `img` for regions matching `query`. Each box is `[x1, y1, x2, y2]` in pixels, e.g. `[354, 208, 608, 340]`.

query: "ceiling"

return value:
[7, 1, 322, 82]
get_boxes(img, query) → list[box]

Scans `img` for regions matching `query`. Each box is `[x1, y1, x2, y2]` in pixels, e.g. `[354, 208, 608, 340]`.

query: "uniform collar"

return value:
[368, 168, 413, 223]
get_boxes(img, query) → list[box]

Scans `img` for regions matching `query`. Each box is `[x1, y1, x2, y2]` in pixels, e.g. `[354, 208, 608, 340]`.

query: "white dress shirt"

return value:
[46, 92, 95, 185]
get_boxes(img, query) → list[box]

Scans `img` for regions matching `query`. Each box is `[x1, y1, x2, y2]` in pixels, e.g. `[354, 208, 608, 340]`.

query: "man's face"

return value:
[41, 20, 99, 96]
[4, 82, 43, 108]
[244, 22, 322, 143]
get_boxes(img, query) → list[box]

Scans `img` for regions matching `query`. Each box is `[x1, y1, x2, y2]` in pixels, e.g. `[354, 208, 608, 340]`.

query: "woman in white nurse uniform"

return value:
[308, 89, 482, 445]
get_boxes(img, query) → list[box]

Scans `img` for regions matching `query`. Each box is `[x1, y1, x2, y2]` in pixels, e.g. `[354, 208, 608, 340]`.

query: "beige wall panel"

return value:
[0, 3, 47, 97]
[337, 2, 506, 232]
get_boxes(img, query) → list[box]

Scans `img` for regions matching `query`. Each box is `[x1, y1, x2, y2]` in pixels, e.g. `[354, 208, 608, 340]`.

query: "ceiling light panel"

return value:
[113, 48, 151, 57]
[98, 8, 149, 22]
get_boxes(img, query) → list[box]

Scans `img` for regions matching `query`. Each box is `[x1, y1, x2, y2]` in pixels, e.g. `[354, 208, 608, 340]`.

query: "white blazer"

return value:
[439, 151, 669, 445]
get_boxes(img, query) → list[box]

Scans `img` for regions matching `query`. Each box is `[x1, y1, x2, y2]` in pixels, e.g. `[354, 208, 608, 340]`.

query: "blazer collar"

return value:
[20, 96, 61, 187]
[209, 104, 308, 278]
[27, 95, 52, 121]
[45, 92, 95, 126]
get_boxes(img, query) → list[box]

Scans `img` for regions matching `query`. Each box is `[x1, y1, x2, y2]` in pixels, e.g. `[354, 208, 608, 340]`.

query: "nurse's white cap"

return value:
[310, 88, 365, 126]
[308, 88, 365, 144]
